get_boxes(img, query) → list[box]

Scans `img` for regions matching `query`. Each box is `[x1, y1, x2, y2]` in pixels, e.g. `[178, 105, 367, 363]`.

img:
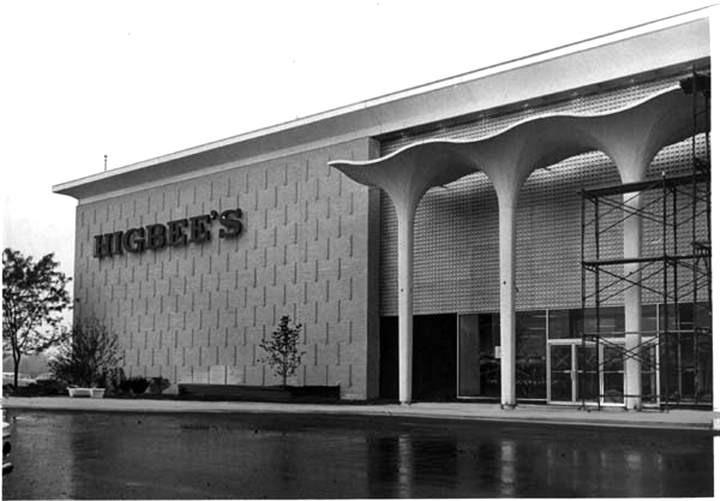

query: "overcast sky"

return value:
[2, 0, 715, 306]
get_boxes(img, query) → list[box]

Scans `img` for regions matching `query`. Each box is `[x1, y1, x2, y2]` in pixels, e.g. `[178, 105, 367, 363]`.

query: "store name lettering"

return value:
[93, 208, 243, 259]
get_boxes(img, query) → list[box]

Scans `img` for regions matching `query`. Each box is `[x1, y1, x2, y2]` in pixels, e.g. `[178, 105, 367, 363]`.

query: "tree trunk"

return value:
[13, 351, 22, 389]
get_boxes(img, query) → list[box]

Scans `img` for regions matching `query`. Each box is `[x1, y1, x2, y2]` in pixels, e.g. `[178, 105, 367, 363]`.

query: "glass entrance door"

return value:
[577, 344, 599, 403]
[548, 341, 599, 404]
[549, 339, 660, 406]
[599, 342, 625, 406]
[549, 344, 573, 402]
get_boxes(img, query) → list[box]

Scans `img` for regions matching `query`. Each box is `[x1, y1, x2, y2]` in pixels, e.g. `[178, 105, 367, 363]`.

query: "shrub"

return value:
[104, 367, 127, 395]
[35, 378, 68, 396]
[148, 377, 170, 394]
[120, 376, 151, 395]
[49, 320, 119, 388]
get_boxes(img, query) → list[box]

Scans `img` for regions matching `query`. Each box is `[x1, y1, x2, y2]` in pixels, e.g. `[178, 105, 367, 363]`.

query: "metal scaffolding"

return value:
[579, 73, 711, 409]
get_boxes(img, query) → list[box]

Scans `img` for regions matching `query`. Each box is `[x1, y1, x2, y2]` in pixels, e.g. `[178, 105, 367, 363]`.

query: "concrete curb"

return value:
[1, 397, 713, 431]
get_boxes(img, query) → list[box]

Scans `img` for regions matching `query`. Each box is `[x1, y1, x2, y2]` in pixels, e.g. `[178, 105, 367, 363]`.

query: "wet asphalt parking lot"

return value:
[2, 409, 713, 499]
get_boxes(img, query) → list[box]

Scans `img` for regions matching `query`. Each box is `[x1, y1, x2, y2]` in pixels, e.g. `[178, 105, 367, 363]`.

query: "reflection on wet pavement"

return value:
[2, 410, 713, 499]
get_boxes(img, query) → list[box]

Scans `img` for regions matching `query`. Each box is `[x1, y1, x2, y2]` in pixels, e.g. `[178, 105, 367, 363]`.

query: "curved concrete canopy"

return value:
[330, 85, 709, 197]
[328, 143, 479, 212]
[329, 83, 709, 406]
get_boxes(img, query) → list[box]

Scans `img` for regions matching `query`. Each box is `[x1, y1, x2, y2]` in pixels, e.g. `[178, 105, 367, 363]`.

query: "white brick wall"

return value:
[73, 138, 380, 399]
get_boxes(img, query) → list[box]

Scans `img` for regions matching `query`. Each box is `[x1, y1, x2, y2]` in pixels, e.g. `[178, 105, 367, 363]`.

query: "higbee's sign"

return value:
[93, 208, 243, 259]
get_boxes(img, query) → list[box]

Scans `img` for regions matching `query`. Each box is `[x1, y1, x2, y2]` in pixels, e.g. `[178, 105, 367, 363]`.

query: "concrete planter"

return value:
[68, 388, 106, 398]
[178, 384, 340, 402]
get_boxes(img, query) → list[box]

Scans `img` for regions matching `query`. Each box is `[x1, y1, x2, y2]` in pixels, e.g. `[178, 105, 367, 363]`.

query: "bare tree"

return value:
[50, 320, 119, 388]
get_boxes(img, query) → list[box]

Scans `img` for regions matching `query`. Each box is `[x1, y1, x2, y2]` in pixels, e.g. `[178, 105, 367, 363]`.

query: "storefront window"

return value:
[601, 344, 625, 403]
[549, 306, 648, 339]
[516, 311, 547, 399]
[458, 314, 499, 398]
[658, 302, 710, 331]
[583, 306, 624, 335]
[658, 302, 713, 402]
[641, 343, 658, 403]
[641, 304, 657, 334]
[460, 303, 707, 404]
[459, 311, 547, 400]
[548, 309, 578, 339]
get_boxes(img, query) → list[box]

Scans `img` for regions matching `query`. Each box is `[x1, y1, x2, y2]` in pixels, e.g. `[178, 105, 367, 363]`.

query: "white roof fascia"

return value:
[53, 7, 713, 201]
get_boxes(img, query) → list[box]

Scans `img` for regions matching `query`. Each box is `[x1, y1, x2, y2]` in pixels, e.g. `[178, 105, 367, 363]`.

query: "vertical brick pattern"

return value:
[379, 73, 708, 315]
[73, 138, 378, 399]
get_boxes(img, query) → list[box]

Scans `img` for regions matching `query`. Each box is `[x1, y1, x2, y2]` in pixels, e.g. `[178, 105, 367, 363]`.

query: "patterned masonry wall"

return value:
[73, 138, 380, 399]
[378, 72, 709, 316]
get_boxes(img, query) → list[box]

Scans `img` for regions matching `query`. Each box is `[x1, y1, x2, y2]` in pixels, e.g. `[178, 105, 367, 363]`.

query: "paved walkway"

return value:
[2, 396, 716, 431]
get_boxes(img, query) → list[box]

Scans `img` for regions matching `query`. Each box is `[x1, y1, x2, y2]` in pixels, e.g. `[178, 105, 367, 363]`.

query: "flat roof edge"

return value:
[53, 8, 713, 200]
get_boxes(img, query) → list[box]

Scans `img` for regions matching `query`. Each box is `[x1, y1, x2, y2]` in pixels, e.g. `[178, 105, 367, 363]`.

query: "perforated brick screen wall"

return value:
[378, 73, 710, 316]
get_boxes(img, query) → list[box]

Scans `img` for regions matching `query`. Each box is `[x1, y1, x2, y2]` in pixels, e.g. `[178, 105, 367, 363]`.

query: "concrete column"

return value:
[624, 192, 643, 410]
[397, 204, 416, 404]
[498, 191, 517, 408]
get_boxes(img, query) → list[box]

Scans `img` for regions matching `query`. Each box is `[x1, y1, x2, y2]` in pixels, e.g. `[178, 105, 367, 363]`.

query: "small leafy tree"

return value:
[49, 320, 119, 388]
[3, 248, 71, 389]
[259, 315, 305, 387]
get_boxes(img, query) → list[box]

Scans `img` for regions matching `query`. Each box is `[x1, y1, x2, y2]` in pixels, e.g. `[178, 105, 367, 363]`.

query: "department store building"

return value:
[54, 10, 713, 409]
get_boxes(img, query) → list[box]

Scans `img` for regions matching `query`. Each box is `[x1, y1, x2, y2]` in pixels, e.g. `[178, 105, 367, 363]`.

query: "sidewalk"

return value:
[2, 396, 715, 431]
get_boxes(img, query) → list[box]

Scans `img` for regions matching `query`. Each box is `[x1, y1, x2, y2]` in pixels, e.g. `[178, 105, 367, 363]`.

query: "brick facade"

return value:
[72, 138, 380, 399]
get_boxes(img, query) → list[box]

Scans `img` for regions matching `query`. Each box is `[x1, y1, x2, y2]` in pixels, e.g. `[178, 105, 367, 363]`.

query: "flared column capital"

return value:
[330, 85, 707, 197]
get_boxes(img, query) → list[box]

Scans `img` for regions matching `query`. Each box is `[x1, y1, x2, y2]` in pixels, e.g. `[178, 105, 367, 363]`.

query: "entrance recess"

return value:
[379, 314, 457, 401]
